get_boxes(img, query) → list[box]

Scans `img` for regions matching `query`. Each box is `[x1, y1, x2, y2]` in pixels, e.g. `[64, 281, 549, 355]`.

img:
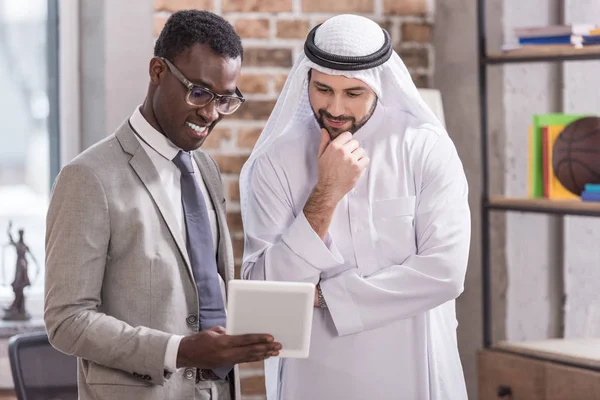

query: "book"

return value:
[581, 191, 600, 202]
[529, 113, 588, 198]
[584, 184, 600, 193]
[515, 24, 596, 39]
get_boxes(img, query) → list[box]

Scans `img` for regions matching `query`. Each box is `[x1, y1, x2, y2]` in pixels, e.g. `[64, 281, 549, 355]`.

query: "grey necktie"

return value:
[172, 150, 231, 378]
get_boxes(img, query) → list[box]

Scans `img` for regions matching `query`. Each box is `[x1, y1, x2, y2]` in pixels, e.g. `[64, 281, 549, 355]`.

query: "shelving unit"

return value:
[477, 0, 600, 351]
[477, 2, 600, 398]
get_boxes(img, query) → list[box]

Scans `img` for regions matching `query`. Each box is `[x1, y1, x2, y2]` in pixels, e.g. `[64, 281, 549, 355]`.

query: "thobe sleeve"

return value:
[241, 154, 345, 283]
[320, 133, 471, 336]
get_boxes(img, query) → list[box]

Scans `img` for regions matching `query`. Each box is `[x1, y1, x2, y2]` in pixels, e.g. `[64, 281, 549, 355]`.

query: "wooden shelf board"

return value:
[486, 45, 600, 63]
[493, 338, 600, 371]
[486, 196, 600, 217]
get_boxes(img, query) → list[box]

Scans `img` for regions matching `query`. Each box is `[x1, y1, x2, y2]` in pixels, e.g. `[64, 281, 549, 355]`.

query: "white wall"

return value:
[503, 0, 564, 342]
[79, 0, 154, 151]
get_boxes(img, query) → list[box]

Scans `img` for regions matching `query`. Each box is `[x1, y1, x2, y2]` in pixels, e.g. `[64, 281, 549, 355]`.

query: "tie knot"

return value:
[172, 150, 194, 174]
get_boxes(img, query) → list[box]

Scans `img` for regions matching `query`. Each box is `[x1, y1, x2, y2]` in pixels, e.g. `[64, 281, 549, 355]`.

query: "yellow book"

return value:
[546, 124, 579, 199]
[528, 125, 533, 198]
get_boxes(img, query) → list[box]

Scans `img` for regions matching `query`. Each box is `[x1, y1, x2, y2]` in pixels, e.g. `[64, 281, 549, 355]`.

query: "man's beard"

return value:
[313, 97, 378, 140]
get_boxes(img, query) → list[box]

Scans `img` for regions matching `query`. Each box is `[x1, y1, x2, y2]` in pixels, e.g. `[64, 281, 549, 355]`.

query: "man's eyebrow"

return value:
[313, 80, 366, 92]
[190, 78, 236, 95]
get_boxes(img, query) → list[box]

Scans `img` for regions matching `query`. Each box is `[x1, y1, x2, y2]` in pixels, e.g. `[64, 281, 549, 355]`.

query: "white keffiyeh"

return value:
[239, 14, 444, 222]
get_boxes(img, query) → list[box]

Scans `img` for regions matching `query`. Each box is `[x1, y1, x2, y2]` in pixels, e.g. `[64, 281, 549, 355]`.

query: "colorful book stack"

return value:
[502, 24, 599, 50]
[528, 113, 588, 199]
[582, 184, 600, 202]
[583, 28, 600, 46]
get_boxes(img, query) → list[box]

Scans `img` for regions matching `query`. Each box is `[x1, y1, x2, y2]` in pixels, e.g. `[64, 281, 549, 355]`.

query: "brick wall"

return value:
[154, 0, 432, 398]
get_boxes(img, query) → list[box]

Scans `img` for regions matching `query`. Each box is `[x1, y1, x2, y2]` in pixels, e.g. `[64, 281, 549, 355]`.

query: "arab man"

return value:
[239, 14, 470, 400]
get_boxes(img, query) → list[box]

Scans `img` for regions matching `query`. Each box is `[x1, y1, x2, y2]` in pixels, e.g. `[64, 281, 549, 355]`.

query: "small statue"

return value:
[2, 221, 39, 321]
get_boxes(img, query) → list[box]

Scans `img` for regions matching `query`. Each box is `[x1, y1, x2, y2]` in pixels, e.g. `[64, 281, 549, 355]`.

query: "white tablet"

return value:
[226, 279, 315, 358]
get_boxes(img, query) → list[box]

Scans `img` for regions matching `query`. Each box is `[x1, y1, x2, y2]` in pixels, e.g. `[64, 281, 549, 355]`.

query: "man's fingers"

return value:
[229, 333, 274, 347]
[357, 157, 370, 169]
[352, 147, 366, 160]
[211, 326, 227, 334]
[343, 139, 360, 153]
[332, 131, 352, 145]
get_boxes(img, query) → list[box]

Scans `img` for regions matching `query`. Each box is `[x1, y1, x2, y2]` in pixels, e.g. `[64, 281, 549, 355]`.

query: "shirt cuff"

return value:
[319, 270, 364, 336]
[164, 335, 184, 373]
[281, 211, 344, 271]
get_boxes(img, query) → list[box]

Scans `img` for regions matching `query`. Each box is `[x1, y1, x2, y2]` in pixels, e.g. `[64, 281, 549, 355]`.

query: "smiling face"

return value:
[308, 69, 378, 140]
[147, 43, 242, 151]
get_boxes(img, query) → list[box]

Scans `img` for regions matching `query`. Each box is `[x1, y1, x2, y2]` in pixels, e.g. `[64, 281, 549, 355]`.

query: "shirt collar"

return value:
[129, 105, 182, 161]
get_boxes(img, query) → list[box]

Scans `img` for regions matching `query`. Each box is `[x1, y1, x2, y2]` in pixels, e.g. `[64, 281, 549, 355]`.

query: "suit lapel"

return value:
[115, 123, 195, 284]
[193, 152, 233, 284]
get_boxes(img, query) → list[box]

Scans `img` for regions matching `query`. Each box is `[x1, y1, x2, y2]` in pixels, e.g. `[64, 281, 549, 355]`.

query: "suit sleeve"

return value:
[320, 133, 471, 336]
[44, 163, 172, 385]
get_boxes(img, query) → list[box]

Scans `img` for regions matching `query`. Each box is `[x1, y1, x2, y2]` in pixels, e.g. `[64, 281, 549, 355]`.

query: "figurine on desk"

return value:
[2, 221, 39, 321]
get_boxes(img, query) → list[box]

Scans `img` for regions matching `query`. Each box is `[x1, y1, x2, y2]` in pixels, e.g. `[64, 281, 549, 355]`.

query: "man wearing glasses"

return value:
[44, 10, 281, 400]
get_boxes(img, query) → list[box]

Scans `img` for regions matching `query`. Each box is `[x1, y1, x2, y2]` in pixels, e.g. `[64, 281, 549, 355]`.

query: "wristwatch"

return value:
[316, 283, 327, 309]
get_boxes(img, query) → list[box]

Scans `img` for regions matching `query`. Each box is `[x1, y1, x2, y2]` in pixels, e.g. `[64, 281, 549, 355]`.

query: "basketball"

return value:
[552, 116, 600, 195]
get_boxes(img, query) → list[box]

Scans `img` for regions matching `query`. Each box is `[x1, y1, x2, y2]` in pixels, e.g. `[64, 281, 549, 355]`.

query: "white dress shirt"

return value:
[242, 103, 471, 399]
[129, 107, 223, 374]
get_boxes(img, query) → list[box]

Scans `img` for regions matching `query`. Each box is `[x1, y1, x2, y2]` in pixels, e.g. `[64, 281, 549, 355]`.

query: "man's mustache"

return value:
[319, 110, 354, 122]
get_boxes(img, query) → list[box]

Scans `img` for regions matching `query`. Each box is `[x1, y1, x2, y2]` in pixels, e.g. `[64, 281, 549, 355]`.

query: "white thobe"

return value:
[242, 103, 471, 400]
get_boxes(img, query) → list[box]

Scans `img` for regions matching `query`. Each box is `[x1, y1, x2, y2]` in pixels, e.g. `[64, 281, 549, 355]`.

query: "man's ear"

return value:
[149, 56, 167, 85]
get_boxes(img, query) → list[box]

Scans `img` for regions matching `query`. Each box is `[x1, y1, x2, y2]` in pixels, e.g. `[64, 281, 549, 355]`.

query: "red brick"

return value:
[237, 75, 270, 94]
[383, 0, 428, 15]
[244, 48, 293, 68]
[302, 0, 373, 13]
[213, 155, 249, 174]
[276, 19, 310, 39]
[235, 100, 277, 121]
[402, 22, 432, 43]
[154, 0, 213, 12]
[411, 73, 429, 88]
[241, 375, 266, 395]
[228, 179, 240, 202]
[396, 47, 429, 69]
[226, 211, 244, 232]
[153, 15, 167, 37]
[274, 74, 288, 94]
[238, 128, 263, 148]
[234, 261, 242, 279]
[231, 235, 244, 259]
[240, 361, 265, 372]
[201, 127, 231, 149]
[234, 18, 270, 39]
[223, 0, 292, 12]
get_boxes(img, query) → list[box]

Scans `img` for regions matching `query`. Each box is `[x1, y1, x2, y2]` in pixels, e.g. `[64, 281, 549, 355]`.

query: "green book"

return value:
[529, 113, 588, 198]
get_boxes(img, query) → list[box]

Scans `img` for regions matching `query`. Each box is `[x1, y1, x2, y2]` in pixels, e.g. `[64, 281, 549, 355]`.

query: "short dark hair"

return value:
[154, 10, 243, 62]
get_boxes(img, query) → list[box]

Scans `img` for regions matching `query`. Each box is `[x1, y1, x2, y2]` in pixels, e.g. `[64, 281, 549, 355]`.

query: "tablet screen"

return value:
[226, 280, 315, 358]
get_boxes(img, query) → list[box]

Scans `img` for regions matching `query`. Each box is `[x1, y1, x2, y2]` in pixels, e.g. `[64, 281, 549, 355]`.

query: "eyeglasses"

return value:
[161, 57, 245, 115]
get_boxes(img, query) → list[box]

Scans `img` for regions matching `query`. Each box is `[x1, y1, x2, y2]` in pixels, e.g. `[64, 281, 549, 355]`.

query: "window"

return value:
[0, 0, 59, 316]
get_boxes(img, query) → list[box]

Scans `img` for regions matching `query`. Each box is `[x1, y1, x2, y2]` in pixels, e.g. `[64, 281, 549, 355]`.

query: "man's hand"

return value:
[315, 129, 370, 203]
[304, 129, 370, 239]
[176, 326, 282, 369]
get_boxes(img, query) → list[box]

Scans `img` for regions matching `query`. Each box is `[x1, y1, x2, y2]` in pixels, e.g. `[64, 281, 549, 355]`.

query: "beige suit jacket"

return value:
[44, 119, 241, 400]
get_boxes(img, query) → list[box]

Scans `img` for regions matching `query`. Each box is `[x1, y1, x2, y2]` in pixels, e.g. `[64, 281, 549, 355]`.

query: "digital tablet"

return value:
[226, 279, 315, 358]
